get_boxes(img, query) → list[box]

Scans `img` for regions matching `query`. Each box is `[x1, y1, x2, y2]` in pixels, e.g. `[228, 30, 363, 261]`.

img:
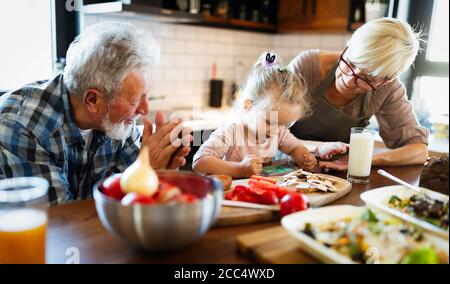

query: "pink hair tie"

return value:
[262, 53, 276, 68]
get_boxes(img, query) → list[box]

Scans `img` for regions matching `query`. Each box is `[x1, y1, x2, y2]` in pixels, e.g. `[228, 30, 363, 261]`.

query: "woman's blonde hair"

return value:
[347, 17, 424, 79]
[236, 51, 310, 118]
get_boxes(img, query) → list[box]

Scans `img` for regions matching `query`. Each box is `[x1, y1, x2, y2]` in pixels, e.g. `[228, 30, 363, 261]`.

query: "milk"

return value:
[348, 132, 374, 179]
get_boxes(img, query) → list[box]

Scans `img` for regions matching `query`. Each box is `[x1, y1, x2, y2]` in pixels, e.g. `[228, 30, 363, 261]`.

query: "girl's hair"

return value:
[236, 51, 311, 118]
[347, 17, 425, 79]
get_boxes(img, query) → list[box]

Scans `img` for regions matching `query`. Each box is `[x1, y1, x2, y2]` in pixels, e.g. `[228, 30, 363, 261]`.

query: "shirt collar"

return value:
[60, 75, 91, 148]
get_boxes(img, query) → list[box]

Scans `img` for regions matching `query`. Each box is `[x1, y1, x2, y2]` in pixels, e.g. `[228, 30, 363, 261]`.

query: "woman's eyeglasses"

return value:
[338, 47, 388, 91]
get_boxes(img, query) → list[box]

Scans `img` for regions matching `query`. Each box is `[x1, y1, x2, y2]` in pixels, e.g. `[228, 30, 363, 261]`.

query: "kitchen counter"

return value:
[46, 163, 429, 264]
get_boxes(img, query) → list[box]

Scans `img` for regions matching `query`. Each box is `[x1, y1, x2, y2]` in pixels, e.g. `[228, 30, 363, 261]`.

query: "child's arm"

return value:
[192, 125, 264, 178]
[193, 155, 263, 178]
[278, 127, 317, 171]
[289, 145, 317, 171]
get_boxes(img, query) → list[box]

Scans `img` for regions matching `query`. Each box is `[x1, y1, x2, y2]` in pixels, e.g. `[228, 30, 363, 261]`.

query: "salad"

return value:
[388, 194, 449, 231]
[302, 209, 449, 264]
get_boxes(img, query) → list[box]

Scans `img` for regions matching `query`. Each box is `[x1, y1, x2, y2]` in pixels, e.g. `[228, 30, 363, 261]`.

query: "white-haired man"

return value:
[0, 22, 191, 204]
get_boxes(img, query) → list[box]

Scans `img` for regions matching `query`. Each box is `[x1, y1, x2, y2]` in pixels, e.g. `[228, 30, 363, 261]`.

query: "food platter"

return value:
[281, 205, 449, 264]
[361, 186, 449, 239]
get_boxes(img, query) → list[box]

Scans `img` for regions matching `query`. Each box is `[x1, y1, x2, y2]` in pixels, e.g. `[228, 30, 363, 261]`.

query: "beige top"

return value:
[289, 49, 429, 149]
[193, 123, 304, 164]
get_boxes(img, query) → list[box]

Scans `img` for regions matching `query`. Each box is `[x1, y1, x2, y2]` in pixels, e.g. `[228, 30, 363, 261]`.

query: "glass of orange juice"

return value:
[0, 177, 49, 264]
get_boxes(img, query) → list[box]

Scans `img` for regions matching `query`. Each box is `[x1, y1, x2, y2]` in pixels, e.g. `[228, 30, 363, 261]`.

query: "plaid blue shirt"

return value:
[0, 74, 140, 205]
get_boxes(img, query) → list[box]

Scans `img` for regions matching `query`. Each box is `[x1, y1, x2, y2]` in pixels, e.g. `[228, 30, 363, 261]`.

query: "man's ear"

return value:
[243, 99, 253, 111]
[82, 89, 104, 113]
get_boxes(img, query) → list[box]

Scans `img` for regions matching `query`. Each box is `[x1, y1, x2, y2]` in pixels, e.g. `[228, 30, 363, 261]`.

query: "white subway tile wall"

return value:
[84, 15, 351, 110]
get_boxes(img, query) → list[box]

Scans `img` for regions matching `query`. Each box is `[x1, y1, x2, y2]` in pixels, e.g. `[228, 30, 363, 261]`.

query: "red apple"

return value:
[100, 174, 125, 200]
[280, 193, 309, 217]
[121, 192, 157, 206]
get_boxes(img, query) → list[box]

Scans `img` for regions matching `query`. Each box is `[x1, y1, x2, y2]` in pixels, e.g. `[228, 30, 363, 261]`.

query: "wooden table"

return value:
[47, 165, 424, 264]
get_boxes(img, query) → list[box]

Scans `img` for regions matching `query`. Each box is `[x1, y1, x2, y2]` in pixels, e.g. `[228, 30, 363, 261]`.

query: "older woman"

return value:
[289, 18, 429, 170]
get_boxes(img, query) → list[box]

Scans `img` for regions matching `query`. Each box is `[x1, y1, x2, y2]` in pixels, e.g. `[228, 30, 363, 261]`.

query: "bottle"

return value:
[201, 3, 212, 18]
[262, 0, 270, 23]
[216, 0, 229, 18]
[176, 0, 189, 12]
[239, 5, 246, 20]
[189, 0, 200, 14]
[354, 7, 362, 22]
[251, 9, 260, 22]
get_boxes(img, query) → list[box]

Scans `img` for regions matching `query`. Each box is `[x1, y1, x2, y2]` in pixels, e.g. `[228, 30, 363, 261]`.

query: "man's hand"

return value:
[141, 112, 192, 170]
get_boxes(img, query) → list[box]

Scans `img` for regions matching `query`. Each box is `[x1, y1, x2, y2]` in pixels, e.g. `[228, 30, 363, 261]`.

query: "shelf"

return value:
[83, 2, 202, 23]
[189, 16, 276, 33]
[229, 19, 275, 31]
[202, 16, 228, 24]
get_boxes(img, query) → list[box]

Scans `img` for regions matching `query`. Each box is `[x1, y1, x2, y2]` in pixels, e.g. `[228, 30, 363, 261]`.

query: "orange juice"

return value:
[0, 209, 47, 264]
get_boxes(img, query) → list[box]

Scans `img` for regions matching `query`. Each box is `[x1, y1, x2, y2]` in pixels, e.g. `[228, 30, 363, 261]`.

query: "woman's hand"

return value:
[319, 155, 349, 172]
[239, 155, 264, 177]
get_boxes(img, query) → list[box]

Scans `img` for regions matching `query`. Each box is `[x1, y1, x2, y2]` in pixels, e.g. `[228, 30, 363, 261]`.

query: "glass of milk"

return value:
[347, 127, 375, 184]
[0, 177, 49, 264]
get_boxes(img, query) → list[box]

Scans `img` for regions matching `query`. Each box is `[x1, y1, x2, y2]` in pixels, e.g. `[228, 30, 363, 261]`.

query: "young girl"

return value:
[193, 52, 317, 178]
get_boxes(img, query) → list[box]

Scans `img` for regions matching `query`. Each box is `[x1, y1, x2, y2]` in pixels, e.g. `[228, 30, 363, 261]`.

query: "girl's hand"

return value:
[239, 155, 264, 177]
[315, 142, 349, 160]
[300, 153, 317, 171]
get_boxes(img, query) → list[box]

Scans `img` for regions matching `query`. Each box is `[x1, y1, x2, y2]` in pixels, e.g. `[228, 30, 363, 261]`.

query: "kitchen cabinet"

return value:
[195, 0, 278, 33]
[278, 0, 350, 32]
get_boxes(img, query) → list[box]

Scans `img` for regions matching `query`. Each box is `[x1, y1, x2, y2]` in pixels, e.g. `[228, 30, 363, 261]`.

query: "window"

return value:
[426, 0, 449, 63]
[409, 0, 449, 142]
[417, 77, 449, 119]
[0, 0, 53, 91]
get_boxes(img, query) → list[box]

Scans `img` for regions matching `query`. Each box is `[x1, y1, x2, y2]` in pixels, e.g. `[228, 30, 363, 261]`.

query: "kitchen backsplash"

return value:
[83, 14, 351, 110]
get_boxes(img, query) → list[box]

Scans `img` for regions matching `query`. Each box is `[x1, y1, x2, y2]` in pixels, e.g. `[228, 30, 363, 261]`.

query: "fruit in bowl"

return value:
[94, 147, 223, 252]
[99, 147, 199, 206]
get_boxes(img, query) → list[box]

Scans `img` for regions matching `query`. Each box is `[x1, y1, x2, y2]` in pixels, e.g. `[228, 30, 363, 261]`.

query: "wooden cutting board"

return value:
[214, 206, 278, 227]
[236, 226, 320, 264]
[215, 174, 351, 227]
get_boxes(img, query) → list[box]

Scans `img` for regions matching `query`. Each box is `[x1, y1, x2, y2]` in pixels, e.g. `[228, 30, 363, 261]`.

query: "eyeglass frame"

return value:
[338, 47, 389, 92]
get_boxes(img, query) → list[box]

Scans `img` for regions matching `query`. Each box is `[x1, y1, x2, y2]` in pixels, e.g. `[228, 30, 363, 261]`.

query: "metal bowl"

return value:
[93, 171, 223, 252]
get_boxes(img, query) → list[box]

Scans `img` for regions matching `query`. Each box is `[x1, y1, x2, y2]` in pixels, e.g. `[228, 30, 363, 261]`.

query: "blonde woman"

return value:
[193, 52, 316, 178]
[288, 18, 429, 171]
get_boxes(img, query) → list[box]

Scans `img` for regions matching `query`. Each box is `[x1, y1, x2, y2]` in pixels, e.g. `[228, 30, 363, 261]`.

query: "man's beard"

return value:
[101, 116, 136, 141]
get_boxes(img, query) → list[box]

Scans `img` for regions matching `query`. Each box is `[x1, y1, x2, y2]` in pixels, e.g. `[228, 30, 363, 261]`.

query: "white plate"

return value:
[361, 186, 449, 239]
[281, 205, 364, 264]
[281, 205, 449, 264]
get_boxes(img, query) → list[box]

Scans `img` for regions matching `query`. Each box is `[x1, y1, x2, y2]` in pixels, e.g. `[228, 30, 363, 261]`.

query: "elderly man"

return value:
[0, 22, 191, 205]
